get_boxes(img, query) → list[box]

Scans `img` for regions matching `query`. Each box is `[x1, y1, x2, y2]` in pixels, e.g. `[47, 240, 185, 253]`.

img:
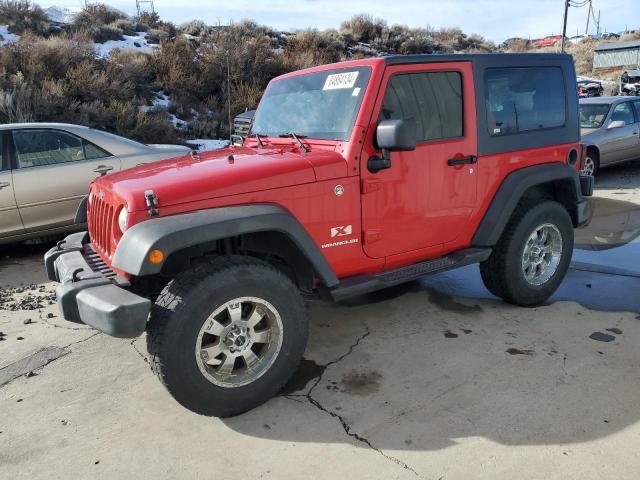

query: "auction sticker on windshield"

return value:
[323, 71, 359, 90]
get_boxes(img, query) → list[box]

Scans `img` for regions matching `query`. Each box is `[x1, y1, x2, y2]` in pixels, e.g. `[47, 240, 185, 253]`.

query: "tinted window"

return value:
[381, 71, 463, 142]
[611, 102, 634, 125]
[485, 67, 565, 136]
[84, 140, 111, 160]
[633, 100, 640, 121]
[13, 130, 84, 168]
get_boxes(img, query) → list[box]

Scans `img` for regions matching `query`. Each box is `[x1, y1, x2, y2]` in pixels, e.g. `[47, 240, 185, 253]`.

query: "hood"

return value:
[580, 127, 600, 137]
[147, 144, 191, 151]
[95, 144, 347, 212]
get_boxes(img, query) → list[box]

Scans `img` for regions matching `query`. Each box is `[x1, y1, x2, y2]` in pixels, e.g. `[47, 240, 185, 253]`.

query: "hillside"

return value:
[0, 1, 637, 144]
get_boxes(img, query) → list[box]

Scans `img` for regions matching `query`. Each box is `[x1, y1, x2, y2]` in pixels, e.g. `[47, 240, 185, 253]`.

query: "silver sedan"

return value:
[579, 97, 640, 175]
[0, 123, 190, 244]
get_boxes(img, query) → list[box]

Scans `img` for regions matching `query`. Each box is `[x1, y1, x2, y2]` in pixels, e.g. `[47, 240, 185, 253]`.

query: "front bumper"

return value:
[44, 232, 150, 338]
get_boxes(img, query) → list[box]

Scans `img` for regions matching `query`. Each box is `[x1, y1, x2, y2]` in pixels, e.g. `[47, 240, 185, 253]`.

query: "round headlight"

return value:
[118, 207, 128, 233]
[88, 191, 93, 206]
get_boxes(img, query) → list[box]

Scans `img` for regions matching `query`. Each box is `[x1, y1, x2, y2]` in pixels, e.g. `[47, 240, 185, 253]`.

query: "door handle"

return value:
[93, 165, 114, 175]
[447, 155, 477, 166]
[0, 182, 10, 189]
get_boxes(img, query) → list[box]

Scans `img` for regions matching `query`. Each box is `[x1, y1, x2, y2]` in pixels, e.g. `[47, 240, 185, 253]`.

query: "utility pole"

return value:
[584, 0, 592, 35]
[561, 0, 569, 52]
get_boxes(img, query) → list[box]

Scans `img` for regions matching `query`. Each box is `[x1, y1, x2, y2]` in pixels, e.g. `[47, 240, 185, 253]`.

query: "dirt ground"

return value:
[1, 162, 640, 480]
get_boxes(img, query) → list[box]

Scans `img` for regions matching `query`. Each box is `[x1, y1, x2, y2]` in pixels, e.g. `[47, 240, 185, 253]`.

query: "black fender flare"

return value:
[111, 204, 339, 286]
[472, 163, 588, 247]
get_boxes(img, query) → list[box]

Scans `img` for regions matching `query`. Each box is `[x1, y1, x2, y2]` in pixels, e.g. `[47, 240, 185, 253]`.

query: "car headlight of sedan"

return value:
[118, 207, 128, 233]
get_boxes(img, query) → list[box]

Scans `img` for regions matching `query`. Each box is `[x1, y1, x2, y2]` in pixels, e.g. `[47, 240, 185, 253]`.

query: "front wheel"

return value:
[147, 257, 308, 417]
[480, 200, 574, 306]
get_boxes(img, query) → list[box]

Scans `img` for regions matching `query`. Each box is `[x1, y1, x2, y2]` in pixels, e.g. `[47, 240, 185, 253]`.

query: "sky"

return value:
[42, 0, 639, 42]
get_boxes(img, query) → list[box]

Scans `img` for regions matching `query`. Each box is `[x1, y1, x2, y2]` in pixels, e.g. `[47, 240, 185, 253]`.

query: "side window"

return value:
[13, 130, 84, 169]
[611, 102, 634, 125]
[83, 140, 112, 160]
[381, 71, 463, 142]
[485, 67, 565, 136]
[632, 100, 640, 122]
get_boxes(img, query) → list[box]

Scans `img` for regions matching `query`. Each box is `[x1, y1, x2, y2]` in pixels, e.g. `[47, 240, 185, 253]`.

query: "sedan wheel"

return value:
[581, 156, 596, 176]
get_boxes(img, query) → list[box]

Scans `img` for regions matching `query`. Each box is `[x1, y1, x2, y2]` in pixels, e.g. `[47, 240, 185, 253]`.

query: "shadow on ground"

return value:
[224, 193, 640, 454]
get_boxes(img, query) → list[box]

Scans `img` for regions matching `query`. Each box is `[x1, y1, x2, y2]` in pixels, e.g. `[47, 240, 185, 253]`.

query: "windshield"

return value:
[579, 104, 610, 128]
[251, 66, 372, 141]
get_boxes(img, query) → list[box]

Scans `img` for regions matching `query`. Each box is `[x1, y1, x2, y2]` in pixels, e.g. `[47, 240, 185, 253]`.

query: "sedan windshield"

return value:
[251, 66, 372, 141]
[579, 104, 610, 128]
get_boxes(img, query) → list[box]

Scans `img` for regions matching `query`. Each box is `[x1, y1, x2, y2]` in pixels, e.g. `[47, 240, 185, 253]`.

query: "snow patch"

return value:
[43, 5, 80, 24]
[185, 139, 229, 152]
[93, 32, 157, 58]
[0, 25, 20, 46]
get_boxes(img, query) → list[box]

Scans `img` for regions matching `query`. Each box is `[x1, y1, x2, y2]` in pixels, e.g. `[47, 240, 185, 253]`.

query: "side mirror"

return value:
[368, 118, 417, 173]
[608, 120, 626, 129]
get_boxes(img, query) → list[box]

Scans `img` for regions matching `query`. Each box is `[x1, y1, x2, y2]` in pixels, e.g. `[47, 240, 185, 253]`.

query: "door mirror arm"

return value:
[368, 118, 416, 174]
[367, 149, 391, 174]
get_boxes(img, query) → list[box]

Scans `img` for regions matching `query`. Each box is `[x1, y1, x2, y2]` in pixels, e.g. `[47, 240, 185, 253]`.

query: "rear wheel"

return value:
[480, 200, 574, 306]
[147, 257, 308, 417]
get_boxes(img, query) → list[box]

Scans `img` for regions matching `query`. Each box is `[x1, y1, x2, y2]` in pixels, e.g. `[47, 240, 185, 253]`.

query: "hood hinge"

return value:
[144, 189, 159, 217]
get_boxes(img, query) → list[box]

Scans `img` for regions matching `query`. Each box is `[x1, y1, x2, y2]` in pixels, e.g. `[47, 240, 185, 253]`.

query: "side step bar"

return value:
[328, 247, 492, 302]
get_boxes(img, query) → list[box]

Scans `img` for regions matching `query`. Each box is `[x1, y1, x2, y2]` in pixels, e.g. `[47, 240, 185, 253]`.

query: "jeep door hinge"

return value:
[361, 179, 381, 194]
[363, 229, 382, 245]
[144, 189, 159, 217]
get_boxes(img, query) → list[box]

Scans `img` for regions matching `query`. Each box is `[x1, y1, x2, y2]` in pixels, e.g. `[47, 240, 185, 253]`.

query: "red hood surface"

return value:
[95, 145, 348, 212]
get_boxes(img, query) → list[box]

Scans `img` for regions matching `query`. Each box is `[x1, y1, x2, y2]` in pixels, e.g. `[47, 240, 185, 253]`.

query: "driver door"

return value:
[360, 62, 478, 259]
[10, 129, 121, 231]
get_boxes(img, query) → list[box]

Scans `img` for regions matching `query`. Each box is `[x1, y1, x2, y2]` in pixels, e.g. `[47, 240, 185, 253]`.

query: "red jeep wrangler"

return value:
[46, 53, 593, 416]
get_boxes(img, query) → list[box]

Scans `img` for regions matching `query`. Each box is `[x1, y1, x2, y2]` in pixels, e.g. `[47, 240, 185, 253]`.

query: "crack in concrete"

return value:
[130, 338, 149, 365]
[286, 326, 426, 479]
[64, 331, 101, 347]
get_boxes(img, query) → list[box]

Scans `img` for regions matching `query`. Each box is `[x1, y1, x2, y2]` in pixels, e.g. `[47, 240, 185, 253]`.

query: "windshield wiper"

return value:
[279, 132, 309, 153]
[253, 133, 268, 148]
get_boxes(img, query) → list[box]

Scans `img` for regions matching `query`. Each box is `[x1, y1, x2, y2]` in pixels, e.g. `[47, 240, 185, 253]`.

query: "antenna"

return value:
[226, 51, 232, 142]
[136, 0, 155, 15]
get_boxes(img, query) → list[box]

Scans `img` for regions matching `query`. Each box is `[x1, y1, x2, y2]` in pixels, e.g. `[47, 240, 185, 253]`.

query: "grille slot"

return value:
[87, 190, 117, 259]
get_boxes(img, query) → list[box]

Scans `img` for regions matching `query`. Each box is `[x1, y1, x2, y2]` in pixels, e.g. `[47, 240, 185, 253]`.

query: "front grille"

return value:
[87, 189, 116, 259]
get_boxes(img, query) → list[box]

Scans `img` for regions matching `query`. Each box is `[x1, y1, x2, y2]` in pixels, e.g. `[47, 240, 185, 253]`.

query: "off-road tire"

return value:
[146, 256, 308, 417]
[479, 200, 574, 306]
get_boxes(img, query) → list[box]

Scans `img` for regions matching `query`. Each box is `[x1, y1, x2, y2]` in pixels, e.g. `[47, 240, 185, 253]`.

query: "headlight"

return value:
[88, 191, 93, 206]
[118, 207, 128, 233]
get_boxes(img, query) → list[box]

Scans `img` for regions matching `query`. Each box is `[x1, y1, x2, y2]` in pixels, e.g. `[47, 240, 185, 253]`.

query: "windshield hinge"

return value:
[144, 189, 159, 217]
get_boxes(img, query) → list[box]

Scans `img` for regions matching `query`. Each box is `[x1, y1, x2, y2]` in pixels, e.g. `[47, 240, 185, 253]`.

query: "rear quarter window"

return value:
[485, 67, 566, 136]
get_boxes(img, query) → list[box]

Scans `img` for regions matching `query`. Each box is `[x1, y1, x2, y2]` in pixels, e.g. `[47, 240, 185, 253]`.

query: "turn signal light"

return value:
[148, 249, 164, 264]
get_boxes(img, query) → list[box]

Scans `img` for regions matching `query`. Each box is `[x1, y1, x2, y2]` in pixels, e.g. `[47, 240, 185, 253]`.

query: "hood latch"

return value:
[144, 190, 159, 217]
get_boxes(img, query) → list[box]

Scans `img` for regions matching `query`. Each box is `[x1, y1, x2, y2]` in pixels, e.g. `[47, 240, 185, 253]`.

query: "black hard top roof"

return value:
[383, 52, 573, 66]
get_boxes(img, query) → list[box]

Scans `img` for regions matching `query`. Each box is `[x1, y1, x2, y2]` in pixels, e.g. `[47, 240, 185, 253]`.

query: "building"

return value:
[593, 40, 640, 71]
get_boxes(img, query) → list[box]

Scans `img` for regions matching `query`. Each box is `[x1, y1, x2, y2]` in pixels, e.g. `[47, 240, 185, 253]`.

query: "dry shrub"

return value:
[73, 4, 127, 29]
[0, 0, 50, 35]
[0, 73, 33, 122]
[135, 11, 161, 30]
[108, 50, 156, 99]
[340, 14, 386, 44]
[504, 39, 530, 52]
[66, 60, 134, 103]
[566, 40, 599, 75]
[1, 32, 95, 83]
[283, 29, 344, 69]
